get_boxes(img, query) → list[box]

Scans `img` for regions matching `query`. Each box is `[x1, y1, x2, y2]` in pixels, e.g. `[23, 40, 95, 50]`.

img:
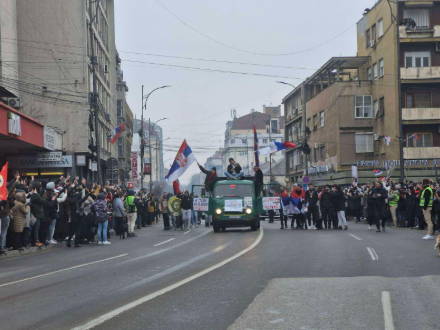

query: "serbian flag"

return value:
[109, 122, 126, 144]
[254, 124, 260, 167]
[409, 133, 419, 141]
[165, 140, 196, 184]
[259, 141, 296, 155]
[0, 162, 8, 201]
[374, 169, 383, 176]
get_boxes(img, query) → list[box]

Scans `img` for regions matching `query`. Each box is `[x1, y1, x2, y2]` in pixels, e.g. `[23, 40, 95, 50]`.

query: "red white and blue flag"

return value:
[374, 169, 383, 176]
[165, 140, 196, 184]
[408, 133, 419, 141]
[259, 141, 297, 155]
[254, 124, 260, 167]
[109, 122, 126, 144]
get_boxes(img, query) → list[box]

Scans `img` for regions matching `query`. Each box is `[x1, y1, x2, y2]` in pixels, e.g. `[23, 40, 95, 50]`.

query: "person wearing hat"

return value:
[421, 179, 434, 240]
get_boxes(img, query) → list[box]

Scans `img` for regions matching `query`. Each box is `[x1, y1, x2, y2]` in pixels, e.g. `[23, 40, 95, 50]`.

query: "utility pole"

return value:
[141, 85, 145, 191]
[89, 0, 101, 183]
[149, 117, 152, 193]
[268, 115, 272, 183]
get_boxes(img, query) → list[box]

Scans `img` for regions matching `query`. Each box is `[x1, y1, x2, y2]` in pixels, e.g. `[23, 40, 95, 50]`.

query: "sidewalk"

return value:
[0, 242, 65, 261]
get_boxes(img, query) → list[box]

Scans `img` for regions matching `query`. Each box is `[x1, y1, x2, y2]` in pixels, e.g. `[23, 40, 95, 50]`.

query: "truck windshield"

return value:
[214, 184, 253, 198]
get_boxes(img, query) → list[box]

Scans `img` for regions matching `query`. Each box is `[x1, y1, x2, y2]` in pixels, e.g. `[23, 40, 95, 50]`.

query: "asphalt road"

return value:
[1, 219, 439, 330]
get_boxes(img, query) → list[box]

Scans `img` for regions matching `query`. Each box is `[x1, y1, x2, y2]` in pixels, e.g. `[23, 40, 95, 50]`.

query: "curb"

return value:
[0, 243, 64, 261]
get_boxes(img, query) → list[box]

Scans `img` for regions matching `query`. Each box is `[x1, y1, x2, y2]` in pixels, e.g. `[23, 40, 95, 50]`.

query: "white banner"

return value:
[193, 198, 209, 211]
[224, 199, 243, 212]
[263, 197, 281, 210]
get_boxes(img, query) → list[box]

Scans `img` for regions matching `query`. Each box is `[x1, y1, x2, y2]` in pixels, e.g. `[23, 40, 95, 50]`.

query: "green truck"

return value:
[192, 179, 281, 233]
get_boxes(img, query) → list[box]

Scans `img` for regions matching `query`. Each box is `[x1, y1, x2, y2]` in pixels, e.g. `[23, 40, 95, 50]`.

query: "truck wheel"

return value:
[250, 221, 258, 231]
[213, 223, 220, 233]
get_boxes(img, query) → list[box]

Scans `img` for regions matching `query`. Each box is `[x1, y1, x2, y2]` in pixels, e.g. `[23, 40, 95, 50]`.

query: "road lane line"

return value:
[183, 230, 191, 235]
[382, 291, 395, 330]
[71, 228, 264, 330]
[372, 248, 379, 260]
[367, 247, 377, 260]
[349, 234, 362, 241]
[154, 238, 175, 247]
[0, 254, 128, 288]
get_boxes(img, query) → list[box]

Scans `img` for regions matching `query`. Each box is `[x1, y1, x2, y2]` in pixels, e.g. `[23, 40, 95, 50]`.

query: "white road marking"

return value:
[367, 247, 378, 260]
[71, 228, 264, 330]
[382, 291, 395, 330]
[0, 254, 128, 288]
[154, 238, 175, 246]
[183, 230, 191, 235]
[349, 234, 362, 241]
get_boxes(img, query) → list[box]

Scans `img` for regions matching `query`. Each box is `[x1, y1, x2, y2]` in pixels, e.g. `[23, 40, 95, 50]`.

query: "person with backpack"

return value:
[92, 193, 111, 245]
[125, 190, 137, 237]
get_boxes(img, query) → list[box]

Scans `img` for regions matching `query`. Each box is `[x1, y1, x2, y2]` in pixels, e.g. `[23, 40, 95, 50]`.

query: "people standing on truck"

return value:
[253, 165, 263, 198]
[225, 158, 244, 180]
[197, 162, 218, 194]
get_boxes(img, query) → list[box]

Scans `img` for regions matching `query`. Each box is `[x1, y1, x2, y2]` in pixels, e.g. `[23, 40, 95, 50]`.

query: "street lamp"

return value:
[140, 85, 170, 191]
[276, 81, 296, 89]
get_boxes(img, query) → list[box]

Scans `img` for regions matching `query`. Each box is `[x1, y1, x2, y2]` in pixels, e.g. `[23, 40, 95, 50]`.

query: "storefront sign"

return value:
[144, 163, 151, 175]
[76, 155, 86, 166]
[8, 155, 72, 168]
[37, 152, 62, 162]
[357, 159, 440, 168]
[225, 199, 243, 212]
[43, 127, 55, 150]
[127, 182, 134, 189]
[193, 198, 209, 211]
[7, 112, 21, 136]
[262, 197, 281, 210]
[131, 152, 138, 179]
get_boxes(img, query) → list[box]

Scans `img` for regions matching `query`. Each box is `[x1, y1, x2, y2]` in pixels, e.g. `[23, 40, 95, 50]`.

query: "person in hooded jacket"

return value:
[371, 181, 389, 232]
[319, 185, 335, 230]
[10, 192, 30, 250]
[29, 182, 47, 247]
[66, 187, 90, 247]
[92, 193, 111, 244]
[113, 193, 126, 235]
[332, 186, 348, 230]
[43, 183, 60, 245]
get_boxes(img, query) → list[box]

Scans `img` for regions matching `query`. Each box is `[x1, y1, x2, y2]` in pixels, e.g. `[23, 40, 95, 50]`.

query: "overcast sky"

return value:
[114, 0, 374, 184]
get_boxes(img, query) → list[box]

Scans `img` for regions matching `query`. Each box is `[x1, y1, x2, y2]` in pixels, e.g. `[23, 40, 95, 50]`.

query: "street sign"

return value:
[302, 176, 310, 184]
[302, 184, 308, 190]
[127, 182, 134, 189]
[37, 152, 62, 162]
[106, 157, 118, 169]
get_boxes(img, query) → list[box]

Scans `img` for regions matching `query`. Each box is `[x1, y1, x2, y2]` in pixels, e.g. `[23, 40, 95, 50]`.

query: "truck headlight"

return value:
[216, 208, 222, 215]
[246, 208, 252, 214]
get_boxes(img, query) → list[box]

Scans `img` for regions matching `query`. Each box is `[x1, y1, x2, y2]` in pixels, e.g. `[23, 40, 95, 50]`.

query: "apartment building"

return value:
[357, 0, 440, 180]
[0, 0, 118, 182]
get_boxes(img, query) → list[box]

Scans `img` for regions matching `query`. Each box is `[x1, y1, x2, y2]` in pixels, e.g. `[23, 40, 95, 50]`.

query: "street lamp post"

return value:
[140, 85, 170, 191]
[147, 118, 168, 193]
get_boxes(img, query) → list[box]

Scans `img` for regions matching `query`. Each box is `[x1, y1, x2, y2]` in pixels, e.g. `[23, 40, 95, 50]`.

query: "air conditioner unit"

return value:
[436, 42, 440, 52]
[374, 134, 380, 141]
[7, 98, 21, 108]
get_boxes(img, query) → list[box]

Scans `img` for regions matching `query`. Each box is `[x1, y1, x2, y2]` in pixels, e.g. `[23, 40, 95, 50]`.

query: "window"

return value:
[298, 122, 302, 138]
[378, 19, 384, 38]
[404, 9, 430, 30]
[374, 100, 379, 118]
[355, 133, 374, 153]
[405, 52, 430, 68]
[355, 95, 373, 118]
[289, 153, 293, 169]
[262, 139, 267, 144]
[373, 63, 378, 80]
[407, 133, 432, 148]
[379, 97, 385, 117]
[366, 29, 370, 48]
[241, 139, 247, 144]
[367, 67, 372, 80]
[406, 92, 431, 108]
[293, 150, 298, 166]
[320, 145, 326, 160]
[117, 100, 123, 107]
[371, 24, 376, 43]
[314, 147, 319, 162]
[313, 114, 318, 131]
[320, 111, 325, 127]
[117, 107, 122, 117]
[379, 59, 384, 77]
[230, 139, 235, 145]
[239, 151, 248, 156]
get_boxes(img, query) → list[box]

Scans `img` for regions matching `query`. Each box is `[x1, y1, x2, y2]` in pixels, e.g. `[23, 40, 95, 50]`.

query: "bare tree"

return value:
[19, 99, 46, 121]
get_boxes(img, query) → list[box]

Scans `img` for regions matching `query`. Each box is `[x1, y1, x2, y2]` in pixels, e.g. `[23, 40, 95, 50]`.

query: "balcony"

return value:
[401, 67, 440, 80]
[402, 108, 440, 122]
[399, 25, 440, 42]
[404, 147, 440, 159]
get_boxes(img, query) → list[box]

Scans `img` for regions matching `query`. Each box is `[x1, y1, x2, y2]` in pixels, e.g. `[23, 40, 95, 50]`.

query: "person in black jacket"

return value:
[371, 181, 388, 232]
[320, 185, 334, 229]
[67, 187, 90, 248]
[253, 166, 263, 197]
[366, 188, 376, 230]
[305, 184, 320, 229]
[197, 163, 217, 193]
[332, 186, 347, 230]
[225, 158, 244, 180]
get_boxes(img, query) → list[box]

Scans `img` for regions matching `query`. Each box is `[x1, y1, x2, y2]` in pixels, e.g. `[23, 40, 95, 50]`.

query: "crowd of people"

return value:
[0, 174, 203, 255]
[276, 178, 439, 239]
